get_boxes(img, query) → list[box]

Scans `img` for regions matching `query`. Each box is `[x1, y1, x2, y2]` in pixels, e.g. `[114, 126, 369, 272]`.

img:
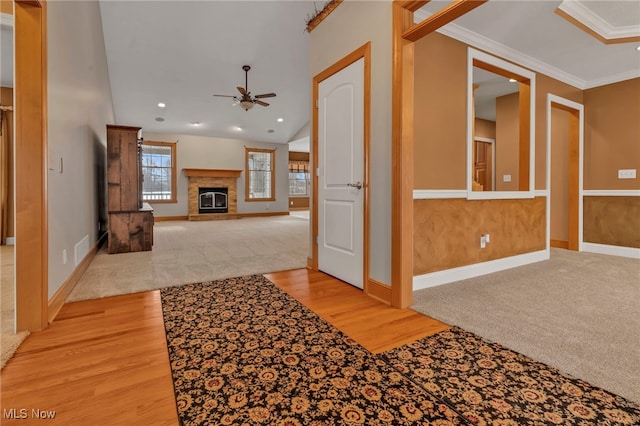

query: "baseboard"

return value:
[582, 242, 640, 259]
[237, 211, 289, 218]
[413, 250, 549, 291]
[6, 237, 15, 245]
[366, 278, 391, 305]
[48, 233, 107, 323]
[154, 215, 188, 221]
[307, 257, 314, 269]
[550, 239, 569, 249]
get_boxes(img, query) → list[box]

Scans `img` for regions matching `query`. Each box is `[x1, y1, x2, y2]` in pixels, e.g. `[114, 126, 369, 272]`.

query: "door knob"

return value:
[347, 182, 363, 190]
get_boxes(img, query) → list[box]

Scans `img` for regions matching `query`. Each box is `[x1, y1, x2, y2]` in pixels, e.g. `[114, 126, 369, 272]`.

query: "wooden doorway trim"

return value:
[547, 94, 584, 252]
[14, 0, 48, 331]
[311, 43, 372, 297]
[391, 0, 487, 308]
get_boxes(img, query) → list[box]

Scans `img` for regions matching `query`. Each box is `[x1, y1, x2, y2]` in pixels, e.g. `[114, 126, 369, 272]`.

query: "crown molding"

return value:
[557, 0, 640, 41]
[1, 13, 14, 28]
[584, 68, 640, 90]
[433, 21, 587, 89]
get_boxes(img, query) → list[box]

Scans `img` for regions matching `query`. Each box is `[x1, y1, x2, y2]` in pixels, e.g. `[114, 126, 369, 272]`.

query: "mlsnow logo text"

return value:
[3, 408, 56, 420]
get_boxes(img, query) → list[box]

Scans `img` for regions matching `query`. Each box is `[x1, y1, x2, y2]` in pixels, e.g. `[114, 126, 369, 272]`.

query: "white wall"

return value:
[143, 132, 289, 216]
[47, 1, 116, 298]
[309, 1, 393, 285]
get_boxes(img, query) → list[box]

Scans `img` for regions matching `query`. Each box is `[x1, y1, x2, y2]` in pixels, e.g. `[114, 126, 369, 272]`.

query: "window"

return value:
[288, 160, 310, 196]
[245, 148, 275, 201]
[141, 141, 177, 203]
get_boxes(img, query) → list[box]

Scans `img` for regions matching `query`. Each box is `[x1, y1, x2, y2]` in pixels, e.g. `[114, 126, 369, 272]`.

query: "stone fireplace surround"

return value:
[183, 168, 242, 220]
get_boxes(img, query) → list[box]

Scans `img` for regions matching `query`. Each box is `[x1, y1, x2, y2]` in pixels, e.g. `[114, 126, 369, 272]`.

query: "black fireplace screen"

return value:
[198, 187, 228, 213]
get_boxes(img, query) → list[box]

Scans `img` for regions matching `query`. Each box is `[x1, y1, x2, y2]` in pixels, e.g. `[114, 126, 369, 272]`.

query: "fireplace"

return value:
[198, 187, 228, 213]
[183, 169, 241, 220]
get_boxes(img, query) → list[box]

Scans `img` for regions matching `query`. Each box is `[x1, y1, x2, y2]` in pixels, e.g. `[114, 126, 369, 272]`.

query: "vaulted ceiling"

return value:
[99, 1, 316, 145]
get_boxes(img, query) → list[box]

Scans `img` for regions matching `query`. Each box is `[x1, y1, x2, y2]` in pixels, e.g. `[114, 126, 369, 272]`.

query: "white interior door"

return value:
[318, 58, 364, 289]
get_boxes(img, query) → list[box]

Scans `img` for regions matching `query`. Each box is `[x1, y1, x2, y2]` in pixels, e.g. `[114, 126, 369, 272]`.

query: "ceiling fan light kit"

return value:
[213, 65, 277, 111]
[240, 100, 254, 110]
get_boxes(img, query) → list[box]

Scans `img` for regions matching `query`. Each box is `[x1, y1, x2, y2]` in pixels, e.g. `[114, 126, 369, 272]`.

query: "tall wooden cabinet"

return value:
[107, 125, 154, 254]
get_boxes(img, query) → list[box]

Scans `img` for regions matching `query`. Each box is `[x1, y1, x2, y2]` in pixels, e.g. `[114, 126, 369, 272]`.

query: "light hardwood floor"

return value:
[0, 269, 448, 425]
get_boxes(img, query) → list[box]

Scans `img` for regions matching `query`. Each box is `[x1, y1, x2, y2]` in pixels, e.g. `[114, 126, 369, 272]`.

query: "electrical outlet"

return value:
[62, 249, 68, 265]
[485, 234, 490, 243]
[480, 235, 487, 249]
[618, 169, 636, 179]
[503, 174, 512, 183]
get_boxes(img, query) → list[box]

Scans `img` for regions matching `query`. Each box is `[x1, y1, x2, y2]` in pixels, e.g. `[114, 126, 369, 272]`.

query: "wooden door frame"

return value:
[546, 94, 583, 251]
[14, 0, 48, 331]
[310, 43, 374, 298]
[391, 0, 487, 308]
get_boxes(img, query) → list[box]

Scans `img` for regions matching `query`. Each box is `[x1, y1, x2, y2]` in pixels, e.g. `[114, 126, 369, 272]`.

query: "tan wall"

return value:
[583, 197, 640, 248]
[475, 118, 495, 140]
[584, 78, 640, 190]
[412, 32, 586, 276]
[414, 33, 583, 191]
[414, 32, 467, 190]
[550, 107, 571, 242]
[0, 1, 12, 14]
[414, 198, 546, 275]
[495, 92, 519, 191]
[0, 87, 13, 240]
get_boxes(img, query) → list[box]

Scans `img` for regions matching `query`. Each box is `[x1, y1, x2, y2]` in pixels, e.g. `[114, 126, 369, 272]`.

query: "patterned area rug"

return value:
[380, 327, 640, 425]
[160, 275, 467, 425]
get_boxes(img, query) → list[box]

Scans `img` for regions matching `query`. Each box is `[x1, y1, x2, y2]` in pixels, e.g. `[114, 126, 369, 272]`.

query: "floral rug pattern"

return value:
[160, 275, 466, 425]
[380, 327, 640, 425]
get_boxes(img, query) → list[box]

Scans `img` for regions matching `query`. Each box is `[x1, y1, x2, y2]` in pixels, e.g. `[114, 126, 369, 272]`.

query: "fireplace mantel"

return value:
[183, 168, 242, 178]
[184, 169, 241, 220]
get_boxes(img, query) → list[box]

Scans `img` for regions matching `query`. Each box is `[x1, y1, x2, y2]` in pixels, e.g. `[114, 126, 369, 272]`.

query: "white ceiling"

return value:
[99, 0, 317, 145]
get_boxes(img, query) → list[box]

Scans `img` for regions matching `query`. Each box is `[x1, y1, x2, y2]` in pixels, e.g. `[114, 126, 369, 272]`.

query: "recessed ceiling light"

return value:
[158, 102, 166, 108]
[234, 126, 243, 132]
[155, 117, 165, 122]
[636, 45, 640, 51]
[190, 122, 201, 127]
[267, 129, 275, 133]
[277, 118, 284, 123]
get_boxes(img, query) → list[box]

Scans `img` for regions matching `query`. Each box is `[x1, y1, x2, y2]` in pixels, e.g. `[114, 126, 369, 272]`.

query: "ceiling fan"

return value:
[213, 65, 276, 111]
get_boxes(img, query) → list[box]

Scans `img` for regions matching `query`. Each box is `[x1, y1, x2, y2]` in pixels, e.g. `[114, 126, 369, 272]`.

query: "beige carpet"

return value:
[67, 215, 309, 302]
[411, 248, 640, 403]
[1, 245, 29, 369]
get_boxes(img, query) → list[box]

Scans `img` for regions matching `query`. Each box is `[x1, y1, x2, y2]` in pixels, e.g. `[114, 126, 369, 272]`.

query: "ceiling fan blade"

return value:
[237, 86, 247, 95]
[254, 93, 276, 99]
[213, 94, 236, 98]
[255, 99, 269, 107]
